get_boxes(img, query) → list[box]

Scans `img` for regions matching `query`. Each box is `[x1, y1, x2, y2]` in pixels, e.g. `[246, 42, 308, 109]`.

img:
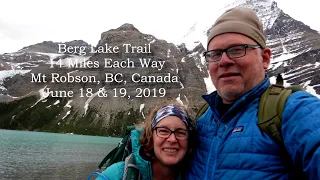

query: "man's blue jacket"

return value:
[186, 78, 320, 179]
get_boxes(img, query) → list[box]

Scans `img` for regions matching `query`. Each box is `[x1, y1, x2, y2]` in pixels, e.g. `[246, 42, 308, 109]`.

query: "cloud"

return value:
[0, 0, 205, 53]
[0, 0, 319, 54]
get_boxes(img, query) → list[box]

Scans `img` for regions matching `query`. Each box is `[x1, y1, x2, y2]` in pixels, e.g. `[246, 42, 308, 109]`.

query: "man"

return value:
[186, 7, 320, 179]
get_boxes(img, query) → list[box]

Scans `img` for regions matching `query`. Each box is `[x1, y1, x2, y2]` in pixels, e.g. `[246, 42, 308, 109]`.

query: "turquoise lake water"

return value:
[0, 129, 121, 180]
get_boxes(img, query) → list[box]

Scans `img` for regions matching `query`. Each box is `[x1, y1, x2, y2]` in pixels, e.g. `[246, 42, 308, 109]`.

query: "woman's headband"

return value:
[151, 104, 191, 129]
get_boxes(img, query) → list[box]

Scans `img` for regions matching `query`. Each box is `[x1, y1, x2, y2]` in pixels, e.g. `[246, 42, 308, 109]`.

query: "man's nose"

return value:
[219, 52, 235, 67]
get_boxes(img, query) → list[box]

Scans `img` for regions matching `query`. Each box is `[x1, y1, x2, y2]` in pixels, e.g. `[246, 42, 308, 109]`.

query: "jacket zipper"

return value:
[203, 120, 220, 180]
[211, 137, 221, 180]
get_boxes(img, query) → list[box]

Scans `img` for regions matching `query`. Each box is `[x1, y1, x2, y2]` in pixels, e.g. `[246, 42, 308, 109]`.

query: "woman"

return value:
[96, 103, 195, 180]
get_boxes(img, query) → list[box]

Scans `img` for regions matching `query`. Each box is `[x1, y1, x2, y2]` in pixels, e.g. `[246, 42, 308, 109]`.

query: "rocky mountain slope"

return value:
[0, 24, 208, 136]
[228, 0, 320, 92]
[1, 0, 319, 136]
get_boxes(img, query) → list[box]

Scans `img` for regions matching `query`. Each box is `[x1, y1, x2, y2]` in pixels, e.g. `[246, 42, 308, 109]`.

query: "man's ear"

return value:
[261, 48, 271, 69]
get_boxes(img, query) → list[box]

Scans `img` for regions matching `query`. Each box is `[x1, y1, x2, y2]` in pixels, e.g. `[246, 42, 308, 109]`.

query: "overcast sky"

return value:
[0, 0, 319, 54]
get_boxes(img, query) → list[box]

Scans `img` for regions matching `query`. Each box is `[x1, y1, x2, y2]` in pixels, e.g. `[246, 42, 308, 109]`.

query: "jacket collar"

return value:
[130, 129, 152, 180]
[202, 77, 270, 120]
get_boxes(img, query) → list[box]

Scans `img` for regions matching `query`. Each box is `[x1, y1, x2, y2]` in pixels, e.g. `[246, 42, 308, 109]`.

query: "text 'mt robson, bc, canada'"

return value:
[30, 43, 180, 99]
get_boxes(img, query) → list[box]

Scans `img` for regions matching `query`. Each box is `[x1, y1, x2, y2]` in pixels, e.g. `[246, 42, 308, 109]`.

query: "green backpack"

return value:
[88, 126, 140, 180]
[195, 75, 304, 146]
[195, 74, 305, 177]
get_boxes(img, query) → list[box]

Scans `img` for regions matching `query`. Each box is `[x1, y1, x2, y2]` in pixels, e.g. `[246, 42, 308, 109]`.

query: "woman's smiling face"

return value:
[152, 116, 189, 166]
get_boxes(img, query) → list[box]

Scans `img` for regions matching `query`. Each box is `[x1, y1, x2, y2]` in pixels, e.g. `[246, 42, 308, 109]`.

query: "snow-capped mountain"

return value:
[0, 0, 319, 135]
[183, 0, 320, 97]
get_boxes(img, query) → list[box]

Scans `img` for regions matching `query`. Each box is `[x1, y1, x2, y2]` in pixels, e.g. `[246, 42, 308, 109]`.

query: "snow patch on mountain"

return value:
[284, 63, 314, 81]
[37, 52, 62, 60]
[62, 110, 71, 120]
[65, 100, 73, 108]
[204, 75, 216, 94]
[303, 81, 320, 98]
[182, 21, 209, 51]
[84, 88, 103, 116]
[140, 103, 145, 119]
[181, 0, 281, 52]
[222, 0, 281, 30]
[270, 70, 320, 98]
[0, 70, 31, 91]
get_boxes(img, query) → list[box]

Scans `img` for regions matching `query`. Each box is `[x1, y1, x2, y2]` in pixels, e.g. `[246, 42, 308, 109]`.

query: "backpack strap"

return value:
[98, 126, 136, 169]
[258, 74, 304, 146]
[258, 83, 292, 145]
[98, 147, 119, 169]
[258, 74, 305, 178]
[195, 102, 209, 121]
[122, 154, 141, 180]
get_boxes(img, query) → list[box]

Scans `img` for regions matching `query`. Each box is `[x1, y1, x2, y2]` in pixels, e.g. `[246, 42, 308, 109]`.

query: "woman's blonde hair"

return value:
[139, 101, 195, 157]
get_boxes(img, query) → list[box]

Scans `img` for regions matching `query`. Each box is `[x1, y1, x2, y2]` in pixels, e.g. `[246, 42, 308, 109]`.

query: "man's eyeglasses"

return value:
[203, 44, 262, 63]
[154, 127, 189, 140]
